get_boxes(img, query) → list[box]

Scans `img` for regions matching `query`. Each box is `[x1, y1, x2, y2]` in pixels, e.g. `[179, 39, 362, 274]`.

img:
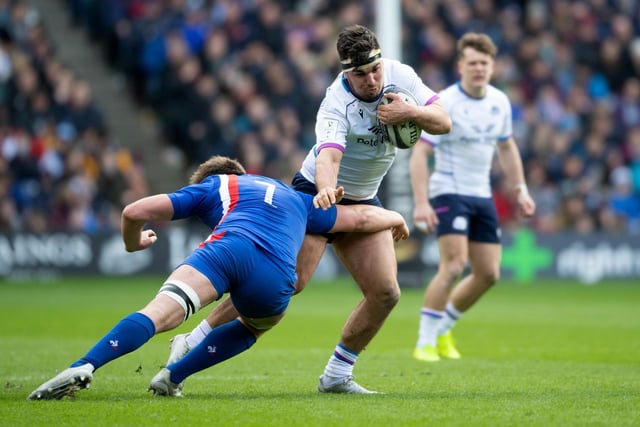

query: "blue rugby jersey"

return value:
[167, 174, 335, 273]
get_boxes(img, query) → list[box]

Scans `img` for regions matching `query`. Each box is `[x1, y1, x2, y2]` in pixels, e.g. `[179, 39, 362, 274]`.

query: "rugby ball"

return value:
[378, 87, 421, 149]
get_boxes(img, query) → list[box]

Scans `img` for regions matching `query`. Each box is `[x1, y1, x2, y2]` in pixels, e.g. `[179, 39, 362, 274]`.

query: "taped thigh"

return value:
[158, 280, 202, 321]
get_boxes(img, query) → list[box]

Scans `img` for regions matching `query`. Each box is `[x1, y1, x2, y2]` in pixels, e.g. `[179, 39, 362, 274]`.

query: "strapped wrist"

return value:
[514, 183, 529, 196]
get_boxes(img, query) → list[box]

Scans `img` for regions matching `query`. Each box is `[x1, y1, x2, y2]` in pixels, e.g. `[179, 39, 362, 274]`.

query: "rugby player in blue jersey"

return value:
[27, 156, 409, 400]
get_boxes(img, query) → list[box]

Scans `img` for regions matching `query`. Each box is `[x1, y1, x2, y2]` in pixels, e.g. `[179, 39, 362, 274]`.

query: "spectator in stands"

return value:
[0, 156, 17, 231]
[615, 78, 640, 132]
[0, 1, 147, 233]
[59, 79, 106, 135]
[626, 126, 640, 194]
[608, 165, 640, 234]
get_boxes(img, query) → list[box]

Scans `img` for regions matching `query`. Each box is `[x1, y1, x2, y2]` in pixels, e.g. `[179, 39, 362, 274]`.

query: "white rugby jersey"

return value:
[422, 83, 512, 198]
[299, 59, 439, 200]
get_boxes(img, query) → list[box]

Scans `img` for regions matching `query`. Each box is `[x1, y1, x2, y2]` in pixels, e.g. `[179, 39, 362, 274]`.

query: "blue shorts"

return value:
[291, 172, 383, 207]
[431, 194, 500, 243]
[180, 233, 295, 318]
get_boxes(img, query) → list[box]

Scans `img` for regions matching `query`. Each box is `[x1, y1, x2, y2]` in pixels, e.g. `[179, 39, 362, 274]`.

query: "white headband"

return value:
[340, 49, 382, 72]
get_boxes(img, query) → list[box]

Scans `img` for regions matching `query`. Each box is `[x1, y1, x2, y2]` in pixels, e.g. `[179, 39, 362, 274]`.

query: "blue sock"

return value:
[71, 312, 155, 370]
[168, 319, 256, 383]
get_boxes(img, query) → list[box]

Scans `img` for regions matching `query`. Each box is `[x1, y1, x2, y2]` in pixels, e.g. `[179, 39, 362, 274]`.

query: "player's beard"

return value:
[360, 84, 381, 102]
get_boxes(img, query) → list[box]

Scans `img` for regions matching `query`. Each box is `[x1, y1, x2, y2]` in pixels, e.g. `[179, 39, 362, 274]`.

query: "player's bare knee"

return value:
[157, 280, 202, 321]
[492, 268, 500, 284]
[367, 284, 400, 310]
[386, 285, 401, 308]
[293, 277, 309, 295]
[482, 269, 500, 286]
[442, 260, 467, 282]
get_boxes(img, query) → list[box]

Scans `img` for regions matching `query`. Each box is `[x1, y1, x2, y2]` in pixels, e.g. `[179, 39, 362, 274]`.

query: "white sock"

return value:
[185, 319, 213, 348]
[417, 308, 444, 347]
[438, 302, 463, 335]
[323, 343, 358, 380]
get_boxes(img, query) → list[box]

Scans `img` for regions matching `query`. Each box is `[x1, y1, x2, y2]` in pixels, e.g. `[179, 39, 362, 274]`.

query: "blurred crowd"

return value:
[0, 0, 148, 233]
[3, 0, 640, 236]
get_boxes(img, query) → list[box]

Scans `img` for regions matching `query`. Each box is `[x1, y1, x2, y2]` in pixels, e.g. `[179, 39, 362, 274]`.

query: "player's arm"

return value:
[496, 137, 536, 218]
[409, 140, 438, 233]
[378, 94, 451, 135]
[412, 99, 451, 135]
[331, 204, 410, 241]
[313, 146, 343, 209]
[121, 194, 174, 252]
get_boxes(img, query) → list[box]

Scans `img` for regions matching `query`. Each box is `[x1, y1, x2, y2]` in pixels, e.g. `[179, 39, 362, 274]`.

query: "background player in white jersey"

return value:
[409, 33, 536, 362]
[27, 156, 410, 400]
[162, 24, 451, 394]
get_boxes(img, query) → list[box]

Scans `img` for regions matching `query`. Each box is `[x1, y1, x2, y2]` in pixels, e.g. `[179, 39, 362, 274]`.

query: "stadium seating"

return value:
[0, 1, 147, 233]
[4, 0, 640, 235]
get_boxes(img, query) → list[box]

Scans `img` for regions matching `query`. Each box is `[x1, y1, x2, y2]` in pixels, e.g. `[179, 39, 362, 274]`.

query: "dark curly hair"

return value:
[337, 24, 380, 68]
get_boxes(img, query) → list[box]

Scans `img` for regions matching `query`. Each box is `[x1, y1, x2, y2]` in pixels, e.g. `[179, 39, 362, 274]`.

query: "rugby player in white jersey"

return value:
[161, 24, 451, 394]
[410, 32, 536, 362]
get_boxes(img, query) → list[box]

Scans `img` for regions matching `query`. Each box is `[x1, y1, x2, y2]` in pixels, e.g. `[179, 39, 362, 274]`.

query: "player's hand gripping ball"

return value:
[378, 87, 421, 149]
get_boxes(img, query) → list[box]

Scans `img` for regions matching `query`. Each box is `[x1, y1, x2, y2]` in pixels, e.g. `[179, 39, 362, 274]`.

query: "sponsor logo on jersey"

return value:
[356, 137, 379, 146]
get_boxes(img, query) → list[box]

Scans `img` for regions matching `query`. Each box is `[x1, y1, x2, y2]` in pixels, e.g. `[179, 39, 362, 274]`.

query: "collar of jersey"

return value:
[456, 82, 486, 100]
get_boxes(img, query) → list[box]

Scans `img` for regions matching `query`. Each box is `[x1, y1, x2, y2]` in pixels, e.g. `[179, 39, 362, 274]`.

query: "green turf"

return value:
[1, 276, 639, 426]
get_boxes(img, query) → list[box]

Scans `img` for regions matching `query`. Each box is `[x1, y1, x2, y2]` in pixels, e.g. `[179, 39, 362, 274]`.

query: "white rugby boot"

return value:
[148, 368, 183, 397]
[166, 333, 191, 366]
[317, 375, 378, 394]
[27, 363, 94, 400]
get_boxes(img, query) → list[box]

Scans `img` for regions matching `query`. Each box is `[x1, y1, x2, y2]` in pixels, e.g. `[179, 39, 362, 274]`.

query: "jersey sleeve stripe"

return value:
[425, 94, 440, 106]
[317, 142, 345, 153]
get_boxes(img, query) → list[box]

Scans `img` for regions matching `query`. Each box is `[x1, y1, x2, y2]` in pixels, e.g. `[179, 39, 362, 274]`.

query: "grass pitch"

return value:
[1, 276, 639, 426]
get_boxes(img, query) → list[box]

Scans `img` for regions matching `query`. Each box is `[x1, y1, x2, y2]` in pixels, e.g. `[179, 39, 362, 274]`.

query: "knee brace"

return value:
[158, 280, 202, 321]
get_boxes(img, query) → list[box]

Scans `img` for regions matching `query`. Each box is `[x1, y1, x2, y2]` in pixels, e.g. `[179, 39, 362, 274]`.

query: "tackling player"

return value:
[27, 156, 409, 400]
